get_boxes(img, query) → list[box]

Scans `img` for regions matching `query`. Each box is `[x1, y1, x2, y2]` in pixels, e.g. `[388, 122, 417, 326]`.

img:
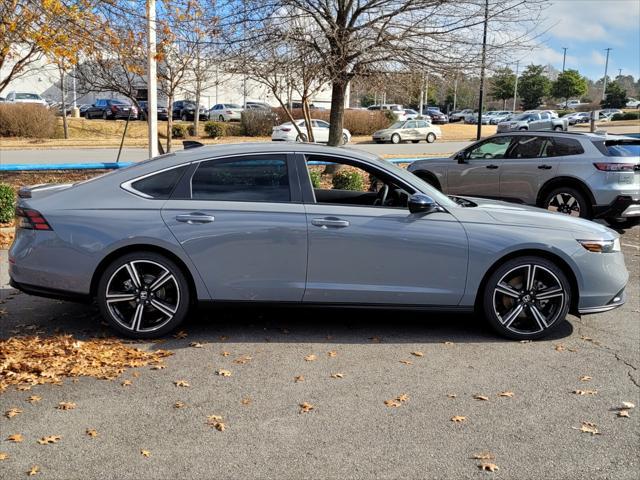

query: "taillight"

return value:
[226, 110, 233, 114]
[16, 207, 53, 230]
[111, 105, 118, 112]
[593, 163, 636, 172]
[281, 128, 291, 132]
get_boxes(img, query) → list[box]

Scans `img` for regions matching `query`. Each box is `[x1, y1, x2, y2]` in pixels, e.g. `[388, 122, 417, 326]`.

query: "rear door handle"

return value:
[485, 164, 499, 169]
[538, 165, 552, 170]
[175, 212, 215, 224]
[311, 217, 350, 229]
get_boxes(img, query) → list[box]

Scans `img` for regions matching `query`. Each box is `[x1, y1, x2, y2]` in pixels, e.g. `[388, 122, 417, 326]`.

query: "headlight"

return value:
[577, 238, 620, 253]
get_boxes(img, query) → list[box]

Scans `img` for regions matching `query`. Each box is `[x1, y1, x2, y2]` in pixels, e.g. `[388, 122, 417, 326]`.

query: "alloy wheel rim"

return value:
[492, 264, 565, 335]
[105, 260, 180, 333]
[547, 193, 581, 216]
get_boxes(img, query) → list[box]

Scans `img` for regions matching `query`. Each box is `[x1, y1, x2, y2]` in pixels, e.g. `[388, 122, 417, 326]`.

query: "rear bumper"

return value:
[9, 278, 91, 303]
[593, 196, 640, 218]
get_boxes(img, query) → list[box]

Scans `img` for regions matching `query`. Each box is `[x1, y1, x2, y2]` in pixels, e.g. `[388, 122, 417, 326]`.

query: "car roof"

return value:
[490, 131, 632, 142]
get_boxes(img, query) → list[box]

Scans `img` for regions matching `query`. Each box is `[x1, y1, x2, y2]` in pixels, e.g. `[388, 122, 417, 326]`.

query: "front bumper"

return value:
[593, 196, 640, 218]
[578, 289, 625, 314]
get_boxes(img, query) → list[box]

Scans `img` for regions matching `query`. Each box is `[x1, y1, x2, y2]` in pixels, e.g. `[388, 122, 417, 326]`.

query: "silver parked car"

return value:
[9, 143, 628, 340]
[407, 132, 640, 228]
[372, 120, 441, 144]
[497, 112, 568, 132]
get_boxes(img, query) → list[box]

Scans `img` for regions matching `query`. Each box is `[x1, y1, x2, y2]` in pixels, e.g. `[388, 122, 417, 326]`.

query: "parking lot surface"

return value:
[0, 226, 638, 479]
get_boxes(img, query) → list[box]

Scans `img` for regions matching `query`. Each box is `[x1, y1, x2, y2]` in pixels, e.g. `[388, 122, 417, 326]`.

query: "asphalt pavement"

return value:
[0, 226, 638, 479]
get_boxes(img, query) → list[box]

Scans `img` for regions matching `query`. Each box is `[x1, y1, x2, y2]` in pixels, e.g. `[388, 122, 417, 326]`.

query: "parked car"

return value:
[372, 119, 441, 144]
[172, 100, 208, 121]
[525, 109, 559, 119]
[404, 109, 420, 120]
[497, 112, 568, 132]
[625, 98, 640, 109]
[78, 104, 92, 117]
[562, 112, 591, 125]
[138, 101, 168, 121]
[556, 99, 587, 109]
[368, 104, 406, 120]
[245, 101, 272, 111]
[489, 111, 514, 124]
[598, 108, 623, 118]
[271, 119, 351, 144]
[209, 103, 243, 122]
[423, 107, 448, 124]
[85, 99, 138, 120]
[4, 91, 48, 107]
[9, 143, 628, 341]
[407, 131, 639, 228]
[449, 109, 474, 122]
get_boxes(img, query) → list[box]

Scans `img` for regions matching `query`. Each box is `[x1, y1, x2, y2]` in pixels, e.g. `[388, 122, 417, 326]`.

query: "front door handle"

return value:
[538, 164, 552, 170]
[311, 217, 350, 229]
[176, 213, 215, 224]
[485, 164, 499, 169]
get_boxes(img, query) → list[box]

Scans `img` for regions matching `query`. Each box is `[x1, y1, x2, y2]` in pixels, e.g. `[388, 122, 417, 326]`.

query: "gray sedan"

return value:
[9, 143, 627, 340]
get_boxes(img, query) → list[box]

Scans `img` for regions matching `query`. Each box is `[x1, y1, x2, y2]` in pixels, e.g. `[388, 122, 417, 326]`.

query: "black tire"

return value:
[542, 186, 591, 219]
[605, 217, 640, 229]
[553, 125, 563, 131]
[518, 127, 527, 131]
[296, 133, 308, 143]
[416, 172, 440, 190]
[218, 115, 225, 122]
[97, 252, 191, 339]
[391, 133, 401, 144]
[102, 111, 108, 120]
[181, 113, 187, 121]
[411, 140, 420, 144]
[482, 256, 571, 340]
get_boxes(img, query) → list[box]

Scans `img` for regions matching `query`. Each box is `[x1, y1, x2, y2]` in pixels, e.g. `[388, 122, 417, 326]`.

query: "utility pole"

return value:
[618, 68, 622, 78]
[146, 0, 158, 158]
[476, 0, 489, 141]
[512, 60, 519, 111]
[453, 74, 458, 112]
[602, 48, 611, 101]
[561, 47, 567, 72]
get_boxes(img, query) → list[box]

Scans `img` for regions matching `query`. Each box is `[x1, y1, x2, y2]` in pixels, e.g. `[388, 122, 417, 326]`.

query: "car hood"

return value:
[461, 197, 615, 236]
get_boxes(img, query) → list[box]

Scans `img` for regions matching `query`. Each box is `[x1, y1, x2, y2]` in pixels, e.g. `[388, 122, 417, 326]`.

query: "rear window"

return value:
[603, 141, 640, 157]
[16, 93, 41, 100]
[130, 165, 187, 199]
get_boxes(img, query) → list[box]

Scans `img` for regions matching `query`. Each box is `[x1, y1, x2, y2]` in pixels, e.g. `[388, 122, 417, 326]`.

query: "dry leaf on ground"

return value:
[26, 395, 42, 403]
[330, 373, 344, 379]
[384, 399, 401, 407]
[174, 401, 186, 409]
[617, 410, 630, 418]
[216, 369, 232, 377]
[140, 449, 151, 457]
[57, 402, 76, 410]
[28, 465, 39, 476]
[573, 389, 597, 395]
[173, 331, 188, 339]
[299, 402, 314, 413]
[473, 394, 489, 401]
[399, 360, 413, 365]
[0, 452, 8, 460]
[579, 375, 592, 382]
[189, 342, 203, 348]
[472, 453, 495, 460]
[151, 365, 166, 370]
[411, 351, 424, 357]
[396, 394, 409, 402]
[479, 462, 499, 472]
[304, 354, 317, 362]
[621, 401, 635, 409]
[233, 356, 252, 365]
[443, 341, 454, 346]
[241, 398, 251, 405]
[294, 375, 304, 383]
[221, 351, 231, 357]
[327, 351, 337, 358]
[121, 380, 133, 387]
[86, 429, 98, 438]
[498, 391, 514, 398]
[447, 394, 457, 399]
[555, 344, 565, 352]
[5, 408, 22, 418]
[174, 380, 190, 387]
[574, 421, 599, 435]
[451, 416, 466, 423]
[7, 434, 24, 443]
[37, 435, 61, 445]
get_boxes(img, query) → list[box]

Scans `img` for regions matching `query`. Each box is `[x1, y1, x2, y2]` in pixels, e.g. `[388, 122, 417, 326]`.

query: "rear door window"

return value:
[546, 137, 584, 157]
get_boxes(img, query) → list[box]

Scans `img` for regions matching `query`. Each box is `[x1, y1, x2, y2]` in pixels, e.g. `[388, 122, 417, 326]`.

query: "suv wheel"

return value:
[543, 187, 590, 218]
[97, 252, 191, 338]
[483, 256, 570, 340]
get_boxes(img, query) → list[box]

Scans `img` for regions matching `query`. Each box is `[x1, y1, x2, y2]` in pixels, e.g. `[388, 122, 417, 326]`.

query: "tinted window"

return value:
[540, 113, 550, 119]
[510, 136, 547, 159]
[546, 137, 584, 157]
[468, 136, 512, 159]
[16, 93, 41, 100]
[405, 121, 417, 128]
[131, 166, 187, 199]
[191, 157, 290, 202]
[604, 141, 640, 157]
[417, 121, 428, 128]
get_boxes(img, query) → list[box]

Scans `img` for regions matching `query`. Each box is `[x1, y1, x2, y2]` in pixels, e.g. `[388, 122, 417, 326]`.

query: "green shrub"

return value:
[204, 121, 225, 138]
[612, 111, 640, 121]
[0, 184, 16, 224]
[172, 123, 187, 138]
[0, 104, 57, 138]
[309, 170, 321, 188]
[241, 110, 278, 136]
[332, 170, 364, 191]
[187, 125, 197, 136]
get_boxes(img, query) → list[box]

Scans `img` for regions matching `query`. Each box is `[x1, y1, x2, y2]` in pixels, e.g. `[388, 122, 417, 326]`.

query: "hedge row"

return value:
[0, 104, 57, 138]
[612, 111, 640, 121]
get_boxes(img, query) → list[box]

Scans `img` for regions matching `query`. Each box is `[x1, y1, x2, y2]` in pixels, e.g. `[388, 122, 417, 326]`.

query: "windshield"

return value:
[512, 113, 532, 121]
[225, 104, 241, 108]
[16, 93, 41, 100]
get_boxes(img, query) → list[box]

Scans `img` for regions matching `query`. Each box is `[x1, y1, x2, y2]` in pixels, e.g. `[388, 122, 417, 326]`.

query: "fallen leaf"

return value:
[233, 356, 252, 365]
[173, 331, 188, 339]
[472, 453, 495, 460]
[121, 380, 132, 387]
[7, 434, 24, 442]
[140, 449, 151, 457]
[207, 414, 223, 422]
[174, 380, 190, 387]
[174, 401, 186, 409]
[299, 402, 314, 413]
[5, 408, 22, 418]
[573, 389, 598, 396]
[151, 365, 166, 370]
[206, 414, 226, 431]
[396, 393, 409, 403]
[369, 336, 382, 343]
[327, 351, 337, 357]
[26, 395, 42, 403]
[498, 391, 514, 398]
[189, 342, 203, 348]
[574, 421, 599, 435]
[57, 402, 76, 410]
[86, 429, 98, 438]
[617, 410, 630, 418]
[0, 452, 8, 460]
[216, 369, 232, 377]
[131, 372, 140, 378]
[218, 335, 229, 342]
[519, 340, 531, 343]
[221, 351, 231, 357]
[37, 435, 61, 445]
[330, 373, 344, 379]
[451, 415, 466, 423]
[621, 401, 635, 409]
[447, 394, 457, 399]
[478, 462, 499, 472]
[399, 360, 413, 365]
[241, 398, 251, 406]
[384, 399, 401, 407]
[17, 385, 32, 391]
[213, 422, 225, 431]
[555, 344, 565, 352]
[473, 394, 489, 401]
[579, 375, 592, 382]
[443, 341, 454, 346]
[304, 354, 317, 362]
[294, 375, 304, 383]
[410, 351, 424, 357]
[28, 465, 39, 476]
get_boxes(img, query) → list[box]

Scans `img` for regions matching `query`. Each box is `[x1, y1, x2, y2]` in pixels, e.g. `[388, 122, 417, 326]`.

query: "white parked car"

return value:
[556, 99, 586, 109]
[4, 91, 48, 106]
[372, 119, 442, 144]
[209, 103, 243, 122]
[272, 119, 351, 144]
[449, 109, 474, 122]
[626, 98, 640, 109]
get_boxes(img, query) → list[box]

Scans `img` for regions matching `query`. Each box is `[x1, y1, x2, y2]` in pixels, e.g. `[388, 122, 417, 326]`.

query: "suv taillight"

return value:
[593, 163, 635, 172]
[16, 207, 52, 230]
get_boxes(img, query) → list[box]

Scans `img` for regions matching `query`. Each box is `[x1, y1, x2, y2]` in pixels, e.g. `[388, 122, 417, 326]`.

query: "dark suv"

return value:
[172, 100, 208, 121]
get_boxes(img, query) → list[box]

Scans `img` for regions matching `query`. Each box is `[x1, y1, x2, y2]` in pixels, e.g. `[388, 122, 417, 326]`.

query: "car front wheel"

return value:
[97, 252, 190, 338]
[482, 256, 570, 340]
[391, 133, 401, 144]
[426, 132, 436, 143]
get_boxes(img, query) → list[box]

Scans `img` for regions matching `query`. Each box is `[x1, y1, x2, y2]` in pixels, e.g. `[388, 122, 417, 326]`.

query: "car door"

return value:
[312, 120, 330, 142]
[446, 136, 514, 198]
[161, 153, 308, 302]
[499, 135, 558, 204]
[416, 120, 429, 139]
[529, 113, 547, 130]
[403, 121, 419, 140]
[301, 154, 468, 306]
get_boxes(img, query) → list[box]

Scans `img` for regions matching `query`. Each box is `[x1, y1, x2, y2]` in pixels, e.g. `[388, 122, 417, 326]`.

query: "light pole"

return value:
[602, 48, 611, 101]
[561, 47, 567, 72]
[476, 0, 489, 140]
[146, 0, 158, 158]
[453, 74, 458, 112]
[512, 60, 519, 111]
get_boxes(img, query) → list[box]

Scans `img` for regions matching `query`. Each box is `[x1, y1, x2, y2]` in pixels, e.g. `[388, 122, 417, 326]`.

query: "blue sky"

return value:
[524, 0, 640, 80]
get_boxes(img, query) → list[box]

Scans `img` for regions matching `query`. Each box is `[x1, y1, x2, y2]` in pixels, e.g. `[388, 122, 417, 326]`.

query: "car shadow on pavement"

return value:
[0, 288, 574, 345]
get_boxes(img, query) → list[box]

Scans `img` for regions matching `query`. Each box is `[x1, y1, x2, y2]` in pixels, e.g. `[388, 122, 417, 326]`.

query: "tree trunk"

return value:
[302, 97, 314, 142]
[59, 66, 68, 140]
[328, 78, 347, 147]
[166, 92, 174, 152]
[193, 88, 201, 139]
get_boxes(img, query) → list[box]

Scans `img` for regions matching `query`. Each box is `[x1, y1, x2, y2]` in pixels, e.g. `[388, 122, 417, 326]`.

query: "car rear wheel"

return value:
[543, 187, 590, 218]
[482, 256, 570, 340]
[218, 115, 225, 122]
[426, 132, 436, 143]
[342, 133, 349, 145]
[391, 133, 401, 144]
[97, 252, 190, 338]
[518, 127, 527, 131]
[296, 133, 308, 142]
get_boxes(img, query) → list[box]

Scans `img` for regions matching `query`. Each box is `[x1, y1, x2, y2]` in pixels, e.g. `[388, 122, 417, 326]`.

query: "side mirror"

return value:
[408, 193, 441, 214]
[455, 151, 467, 164]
